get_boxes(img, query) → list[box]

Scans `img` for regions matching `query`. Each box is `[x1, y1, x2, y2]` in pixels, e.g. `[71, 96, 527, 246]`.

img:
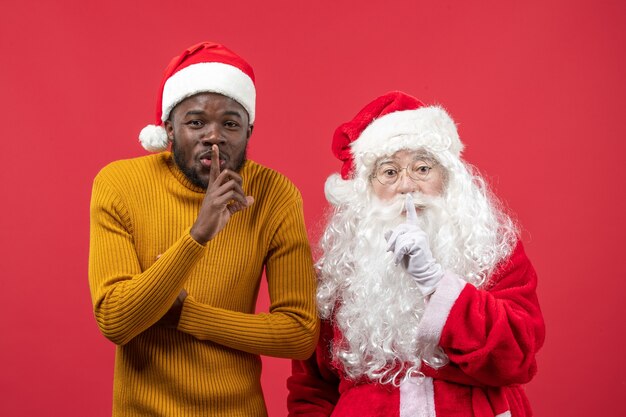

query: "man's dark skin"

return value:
[157, 92, 255, 327]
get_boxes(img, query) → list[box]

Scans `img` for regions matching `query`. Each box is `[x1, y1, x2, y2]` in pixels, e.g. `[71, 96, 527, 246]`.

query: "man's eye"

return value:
[383, 169, 397, 177]
[224, 121, 239, 128]
[186, 120, 204, 128]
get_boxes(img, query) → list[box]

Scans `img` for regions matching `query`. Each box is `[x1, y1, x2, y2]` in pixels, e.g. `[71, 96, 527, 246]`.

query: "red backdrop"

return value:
[1, 1, 624, 416]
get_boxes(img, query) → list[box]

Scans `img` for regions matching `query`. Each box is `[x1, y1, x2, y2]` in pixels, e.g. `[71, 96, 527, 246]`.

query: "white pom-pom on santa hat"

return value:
[139, 124, 169, 152]
[138, 41, 256, 152]
[324, 173, 354, 206]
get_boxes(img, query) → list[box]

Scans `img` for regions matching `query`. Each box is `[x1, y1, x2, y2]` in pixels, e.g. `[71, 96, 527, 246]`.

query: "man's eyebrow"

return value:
[222, 110, 243, 118]
[182, 109, 244, 119]
[184, 110, 206, 117]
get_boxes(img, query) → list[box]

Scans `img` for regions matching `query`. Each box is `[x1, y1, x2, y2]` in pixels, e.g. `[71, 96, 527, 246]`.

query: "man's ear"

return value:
[164, 120, 174, 141]
[247, 124, 254, 140]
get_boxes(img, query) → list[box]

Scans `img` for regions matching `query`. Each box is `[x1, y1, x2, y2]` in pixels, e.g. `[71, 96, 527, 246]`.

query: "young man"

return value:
[288, 91, 545, 417]
[89, 41, 319, 417]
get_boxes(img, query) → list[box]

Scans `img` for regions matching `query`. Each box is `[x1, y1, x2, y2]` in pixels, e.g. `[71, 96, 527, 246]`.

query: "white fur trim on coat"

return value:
[400, 376, 436, 417]
[162, 62, 256, 123]
[350, 106, 463, 173]
[417, 272, 466, 346]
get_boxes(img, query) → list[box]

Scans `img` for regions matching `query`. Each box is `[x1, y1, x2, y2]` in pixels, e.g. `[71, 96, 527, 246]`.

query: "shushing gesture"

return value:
[385, 194, 443, 296]
[190, 145, 254, 245]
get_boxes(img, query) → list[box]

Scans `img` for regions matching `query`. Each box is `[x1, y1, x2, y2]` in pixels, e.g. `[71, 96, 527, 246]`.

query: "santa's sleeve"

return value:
[287, 320, 341, 417]
[416, 241, 545, 387]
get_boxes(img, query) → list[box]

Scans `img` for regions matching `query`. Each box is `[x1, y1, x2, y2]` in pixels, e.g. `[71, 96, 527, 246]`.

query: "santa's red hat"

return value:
[139, 41, 256, 152]
[332, 91, 463, 180]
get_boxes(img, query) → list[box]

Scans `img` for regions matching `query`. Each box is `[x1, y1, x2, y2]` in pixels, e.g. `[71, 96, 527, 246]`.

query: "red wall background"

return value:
[1, 1, 624, 416]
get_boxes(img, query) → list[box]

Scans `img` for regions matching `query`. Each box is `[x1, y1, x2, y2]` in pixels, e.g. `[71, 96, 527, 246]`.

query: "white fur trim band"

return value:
[400, 377, 436, 417]
[162, 62, 256, 123]
[416, 272, 466, 346]
[350, 106, 462, 169]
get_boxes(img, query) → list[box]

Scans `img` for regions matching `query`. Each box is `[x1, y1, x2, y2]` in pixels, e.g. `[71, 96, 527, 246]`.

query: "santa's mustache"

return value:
[369, 192, 441, 221]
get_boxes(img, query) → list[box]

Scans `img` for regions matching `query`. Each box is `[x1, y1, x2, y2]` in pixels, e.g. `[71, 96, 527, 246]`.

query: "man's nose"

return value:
[200, 124, 225, 145]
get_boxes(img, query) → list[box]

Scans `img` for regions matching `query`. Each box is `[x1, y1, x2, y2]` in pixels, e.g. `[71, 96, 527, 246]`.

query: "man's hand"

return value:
[190, 145, 254, 245]
[156, 289, 188, 329]
[385, 194, 443, 296]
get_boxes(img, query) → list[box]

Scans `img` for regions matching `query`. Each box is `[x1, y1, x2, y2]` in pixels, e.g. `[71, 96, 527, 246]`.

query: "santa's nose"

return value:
[396, 172, 419, 194]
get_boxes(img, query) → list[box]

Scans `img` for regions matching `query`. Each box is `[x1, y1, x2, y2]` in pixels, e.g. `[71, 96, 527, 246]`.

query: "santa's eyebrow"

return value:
[376, 152, 436, 166]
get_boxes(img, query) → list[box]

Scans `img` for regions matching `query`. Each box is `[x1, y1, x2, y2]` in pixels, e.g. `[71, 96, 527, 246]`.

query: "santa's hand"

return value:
[385, 195, 444, 295]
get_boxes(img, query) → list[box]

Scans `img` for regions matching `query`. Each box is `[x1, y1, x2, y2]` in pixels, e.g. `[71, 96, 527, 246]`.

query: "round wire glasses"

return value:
[372, 159, 435, 186]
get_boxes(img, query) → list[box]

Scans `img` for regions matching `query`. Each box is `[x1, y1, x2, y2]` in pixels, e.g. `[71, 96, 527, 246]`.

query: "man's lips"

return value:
[198, 152, 227, 169]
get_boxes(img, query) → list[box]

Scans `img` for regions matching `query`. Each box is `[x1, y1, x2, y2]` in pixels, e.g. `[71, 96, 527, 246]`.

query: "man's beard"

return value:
[172, 140, 247, 189]
[316, 192, 450, 385]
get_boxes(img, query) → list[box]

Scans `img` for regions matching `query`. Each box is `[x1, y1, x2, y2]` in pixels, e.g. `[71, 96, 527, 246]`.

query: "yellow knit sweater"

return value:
[89, 152, 319, 417]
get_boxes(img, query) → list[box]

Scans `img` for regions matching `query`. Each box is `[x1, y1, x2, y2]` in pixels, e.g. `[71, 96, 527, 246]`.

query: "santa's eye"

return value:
[409, 161, 433, 179]
[373, 164, 401, 185]
[376, 164, 399, 178]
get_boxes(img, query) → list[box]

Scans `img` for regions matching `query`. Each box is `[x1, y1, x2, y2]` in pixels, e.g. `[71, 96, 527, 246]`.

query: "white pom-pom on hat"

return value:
[324, 173, 355, 206]
[139, 125, 169, 152]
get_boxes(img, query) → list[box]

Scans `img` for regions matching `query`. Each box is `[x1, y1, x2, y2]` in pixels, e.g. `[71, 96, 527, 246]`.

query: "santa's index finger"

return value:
[210, 145, 220, 182]
[405, 194, 419, 225]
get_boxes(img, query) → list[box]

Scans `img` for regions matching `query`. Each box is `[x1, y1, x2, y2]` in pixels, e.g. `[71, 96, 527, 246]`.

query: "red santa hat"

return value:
[139, 41, 256, 152]
[332, 91, 463, 180]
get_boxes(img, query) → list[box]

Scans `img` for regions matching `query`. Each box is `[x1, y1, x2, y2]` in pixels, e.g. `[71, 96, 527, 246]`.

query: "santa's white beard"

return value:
[318, 159, 519, 385]
[317, 193, 451, 385]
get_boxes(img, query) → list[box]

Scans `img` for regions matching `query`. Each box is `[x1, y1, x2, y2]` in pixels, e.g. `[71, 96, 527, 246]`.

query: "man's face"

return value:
[370, 149, 445, 201]
[165, 92, 252, 188]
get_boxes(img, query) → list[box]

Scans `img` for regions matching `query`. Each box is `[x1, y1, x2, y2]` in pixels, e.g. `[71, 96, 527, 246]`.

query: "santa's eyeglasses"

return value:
[372, 160, 435, 186]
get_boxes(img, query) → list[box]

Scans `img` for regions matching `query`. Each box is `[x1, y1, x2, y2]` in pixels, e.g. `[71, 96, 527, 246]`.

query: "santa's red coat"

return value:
[287, 241, 545, 417]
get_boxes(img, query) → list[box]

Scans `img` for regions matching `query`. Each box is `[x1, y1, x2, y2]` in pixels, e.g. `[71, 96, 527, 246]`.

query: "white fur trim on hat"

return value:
[350, 106, 463, 172]
[139, 124, 169, 152]
[162, 62, 256, 124]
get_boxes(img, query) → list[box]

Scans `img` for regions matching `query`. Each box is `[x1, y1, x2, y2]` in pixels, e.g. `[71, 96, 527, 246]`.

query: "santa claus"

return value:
[287, 91, 545, 417]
